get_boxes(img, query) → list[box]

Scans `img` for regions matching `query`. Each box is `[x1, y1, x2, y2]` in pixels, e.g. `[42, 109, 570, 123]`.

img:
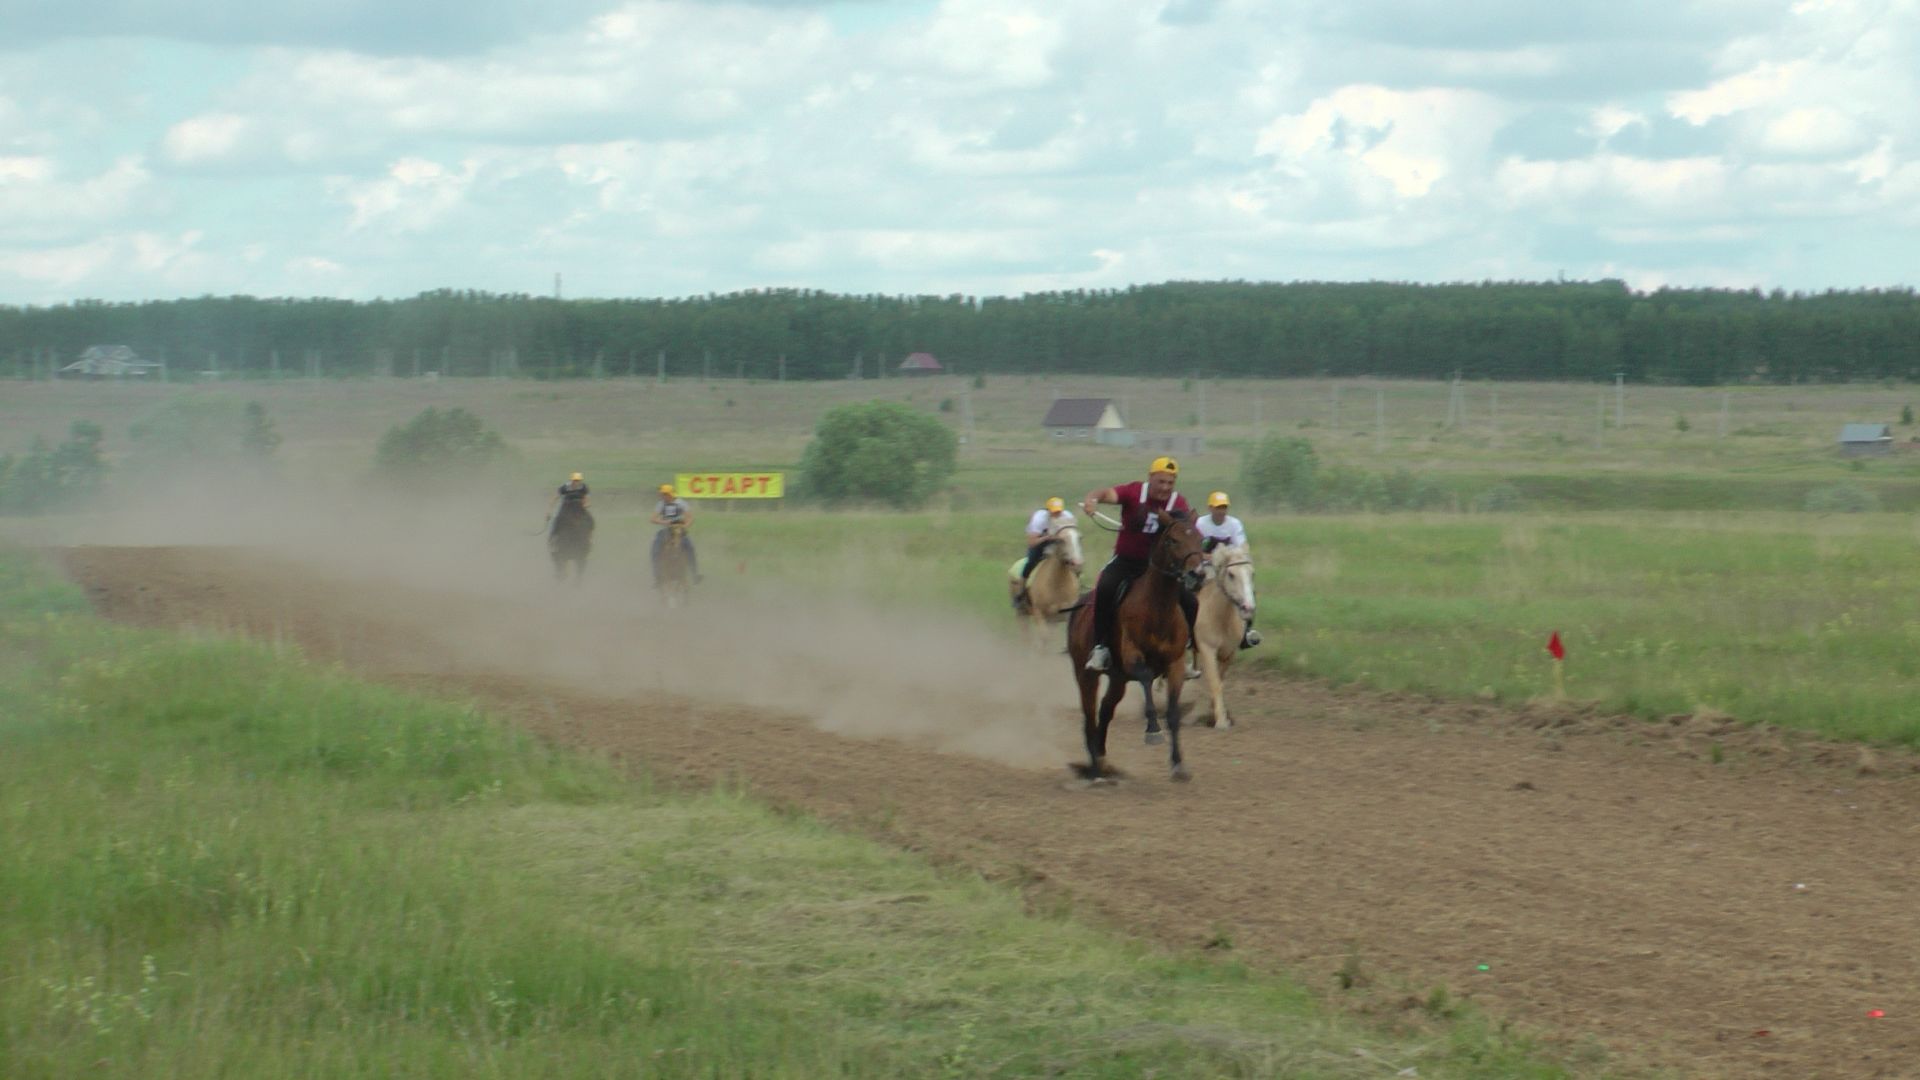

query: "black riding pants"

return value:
[1019, 541, 1048, 580]
[1092, 557, 1197, 654]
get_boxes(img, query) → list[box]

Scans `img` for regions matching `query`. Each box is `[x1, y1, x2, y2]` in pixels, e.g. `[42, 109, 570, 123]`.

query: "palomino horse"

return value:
[1007, 522, 1084, 647]
[1194, 542, 1256, 729]
[654, 522, 692, 608]
[1066, 511, 1210, 783]
[547, 502, 592, 582]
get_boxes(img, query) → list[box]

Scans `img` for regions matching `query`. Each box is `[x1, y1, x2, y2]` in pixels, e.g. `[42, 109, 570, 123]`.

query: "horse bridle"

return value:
[1151, 525, 1208, 585]
[1212, 557, 1255, 616]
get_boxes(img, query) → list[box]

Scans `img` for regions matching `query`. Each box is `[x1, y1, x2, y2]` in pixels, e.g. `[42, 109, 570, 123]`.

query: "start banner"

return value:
[675, 472, 785, 499]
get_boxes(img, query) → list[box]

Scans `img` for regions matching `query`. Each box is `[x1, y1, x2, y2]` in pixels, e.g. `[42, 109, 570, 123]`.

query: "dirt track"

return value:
[57, 545, 1920, 1078]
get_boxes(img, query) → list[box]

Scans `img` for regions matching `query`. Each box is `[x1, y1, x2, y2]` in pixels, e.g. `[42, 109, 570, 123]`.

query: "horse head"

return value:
[1048, 522, 1085, 574]
[1151, 511, 1209, 592]
[1209, 543, 1256, 622]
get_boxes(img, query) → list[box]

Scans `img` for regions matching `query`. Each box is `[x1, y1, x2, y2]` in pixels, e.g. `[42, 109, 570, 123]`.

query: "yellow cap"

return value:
[1207, 491, 1229, 508]
[1045, 496, 1065, 513]
[658, 484, 675, 495]
[570, 472, 584, 482]
[1149, 455, 1179, 476]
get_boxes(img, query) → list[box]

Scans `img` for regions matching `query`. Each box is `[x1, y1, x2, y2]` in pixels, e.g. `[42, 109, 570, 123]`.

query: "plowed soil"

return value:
[56, 544, 1920, 1078]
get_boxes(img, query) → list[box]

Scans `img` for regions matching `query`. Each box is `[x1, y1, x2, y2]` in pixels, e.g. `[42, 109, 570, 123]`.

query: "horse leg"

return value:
[1091, 674, 1127, 780]
[1199, 645, 1229, 730]
[1139, 671, 1163, 744]
[1165, 671, 1191, 782]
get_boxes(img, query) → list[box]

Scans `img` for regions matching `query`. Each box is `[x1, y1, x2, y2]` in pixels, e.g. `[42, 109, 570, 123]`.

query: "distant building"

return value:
[1042, 397, 1125, 440]
[1839, 423, 1893, 456]
[59, 345, 163, 379]
[897, 352, 944, 375]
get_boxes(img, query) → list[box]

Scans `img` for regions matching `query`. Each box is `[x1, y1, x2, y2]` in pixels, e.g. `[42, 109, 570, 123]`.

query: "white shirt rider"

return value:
[1196, 510, 1247, 550]
[1026, 507, 1075, 540]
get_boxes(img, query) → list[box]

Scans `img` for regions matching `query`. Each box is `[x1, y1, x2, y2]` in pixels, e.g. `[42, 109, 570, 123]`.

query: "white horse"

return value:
[1193, 542, 1256, 729]
[1007, 521, 1084, 648]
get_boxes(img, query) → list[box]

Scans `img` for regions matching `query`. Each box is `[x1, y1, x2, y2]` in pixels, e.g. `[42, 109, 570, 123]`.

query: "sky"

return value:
[0, 0, 1915, 304]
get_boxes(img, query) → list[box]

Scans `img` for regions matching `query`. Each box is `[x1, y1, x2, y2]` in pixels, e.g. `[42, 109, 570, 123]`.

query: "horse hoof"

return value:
[1170, 764, 1192, 783]
[1144, 731, 1165, 745]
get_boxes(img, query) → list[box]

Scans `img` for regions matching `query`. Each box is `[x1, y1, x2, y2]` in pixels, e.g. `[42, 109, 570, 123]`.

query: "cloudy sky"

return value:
[1, 0, 1915, 304]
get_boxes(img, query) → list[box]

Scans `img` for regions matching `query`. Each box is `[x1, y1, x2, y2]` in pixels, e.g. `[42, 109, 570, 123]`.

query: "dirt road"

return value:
[58, 545, 1920, 1078]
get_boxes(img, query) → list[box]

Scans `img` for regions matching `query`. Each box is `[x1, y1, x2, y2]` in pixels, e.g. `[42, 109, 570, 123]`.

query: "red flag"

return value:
[1547, 631, 1565, 660]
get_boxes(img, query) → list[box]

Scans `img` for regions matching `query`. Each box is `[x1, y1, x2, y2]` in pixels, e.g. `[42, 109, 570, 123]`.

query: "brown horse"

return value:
[547, 502, 592, 582]
[1066, 511, 1210, 783]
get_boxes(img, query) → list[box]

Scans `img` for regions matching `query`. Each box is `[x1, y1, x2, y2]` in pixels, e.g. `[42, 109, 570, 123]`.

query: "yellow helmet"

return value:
[1149, 455, 1179, 476]
[570, 472, 584, 482]
[1045, 496, 1066, 513]
[1207, 491, 1230, 508]
[658, 484, 675, 496]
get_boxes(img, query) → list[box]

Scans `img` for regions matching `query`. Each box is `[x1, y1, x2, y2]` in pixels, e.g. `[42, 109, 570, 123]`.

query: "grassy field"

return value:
[6, 373, 1919, 746]
[0, 549, 1590, 1079]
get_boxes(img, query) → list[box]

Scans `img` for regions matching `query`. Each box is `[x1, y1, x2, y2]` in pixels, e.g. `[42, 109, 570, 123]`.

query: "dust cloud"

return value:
[37, 471, 1086, 770]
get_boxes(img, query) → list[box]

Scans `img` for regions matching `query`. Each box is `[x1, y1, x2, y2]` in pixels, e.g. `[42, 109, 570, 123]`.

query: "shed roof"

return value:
[1042, 398, 1117, 427]
[1839, 423, 1893, 442]
[898, 351, 943, 371]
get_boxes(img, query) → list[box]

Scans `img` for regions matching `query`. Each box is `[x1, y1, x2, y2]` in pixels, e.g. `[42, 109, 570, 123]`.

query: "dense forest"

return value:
[4, 280, 1917, 385]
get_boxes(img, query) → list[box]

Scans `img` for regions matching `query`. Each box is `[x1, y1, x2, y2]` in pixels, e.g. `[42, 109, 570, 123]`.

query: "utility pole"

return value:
[1596, 392, 1606, 449]
[270, 349, 281, 379]
[1197, 377, 1208, 432]
[593, 350, 605, 380]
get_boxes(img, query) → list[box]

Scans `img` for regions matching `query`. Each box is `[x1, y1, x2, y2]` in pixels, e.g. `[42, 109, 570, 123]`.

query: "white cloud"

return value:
[1256, 84, 1507, 199]
[335, 156, 479, 232]
[0, 0, 1915, 301]
[162, 113, 252, 164]
[1668, 60, 1806, 125]
[0, 156, 151, 235]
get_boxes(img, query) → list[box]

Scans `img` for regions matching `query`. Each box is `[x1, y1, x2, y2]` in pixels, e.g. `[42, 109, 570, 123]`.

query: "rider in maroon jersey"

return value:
[1078, 455, 1199, 674]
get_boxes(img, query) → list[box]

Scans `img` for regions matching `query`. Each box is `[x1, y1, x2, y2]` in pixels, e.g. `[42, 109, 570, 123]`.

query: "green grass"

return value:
[630, 509, 1920, 748]
[0, 548, 1589, 1079]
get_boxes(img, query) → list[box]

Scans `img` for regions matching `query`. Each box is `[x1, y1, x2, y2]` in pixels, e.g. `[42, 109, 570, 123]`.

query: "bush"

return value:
[128, 398, 281, 479]
[1469, 483, 1526, 513]
[1805, 483, 1881, 513]
[373, 407, 509, 483]
[1239, 436, 1319, 511]
[971, 373, 985, 389]
[1903, 405, 1914, 426]
[0, 421, 108, 514]
[796, 401, 957, 508]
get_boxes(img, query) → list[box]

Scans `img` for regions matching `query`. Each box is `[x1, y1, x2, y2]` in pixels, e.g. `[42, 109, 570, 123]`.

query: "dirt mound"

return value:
[57, 545, 1920, 1079]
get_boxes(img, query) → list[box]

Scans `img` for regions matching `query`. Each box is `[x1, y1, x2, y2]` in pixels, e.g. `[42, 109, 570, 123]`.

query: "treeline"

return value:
[5, 280, 1919, 385]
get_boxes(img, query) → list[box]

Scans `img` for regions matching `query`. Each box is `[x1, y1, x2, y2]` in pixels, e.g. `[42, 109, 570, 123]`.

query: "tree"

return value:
[241, 401, 282, 458]
[0, 421, 107, 514]
[372, 407, 509, 483]
[1238, 435, 1319, 511]
[797, 401, 957, 507]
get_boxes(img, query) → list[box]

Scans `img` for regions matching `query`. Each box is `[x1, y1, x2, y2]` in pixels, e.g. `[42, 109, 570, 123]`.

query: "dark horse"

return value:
[548, 502, 593, 582]
[1066, 510, 1210, 783]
